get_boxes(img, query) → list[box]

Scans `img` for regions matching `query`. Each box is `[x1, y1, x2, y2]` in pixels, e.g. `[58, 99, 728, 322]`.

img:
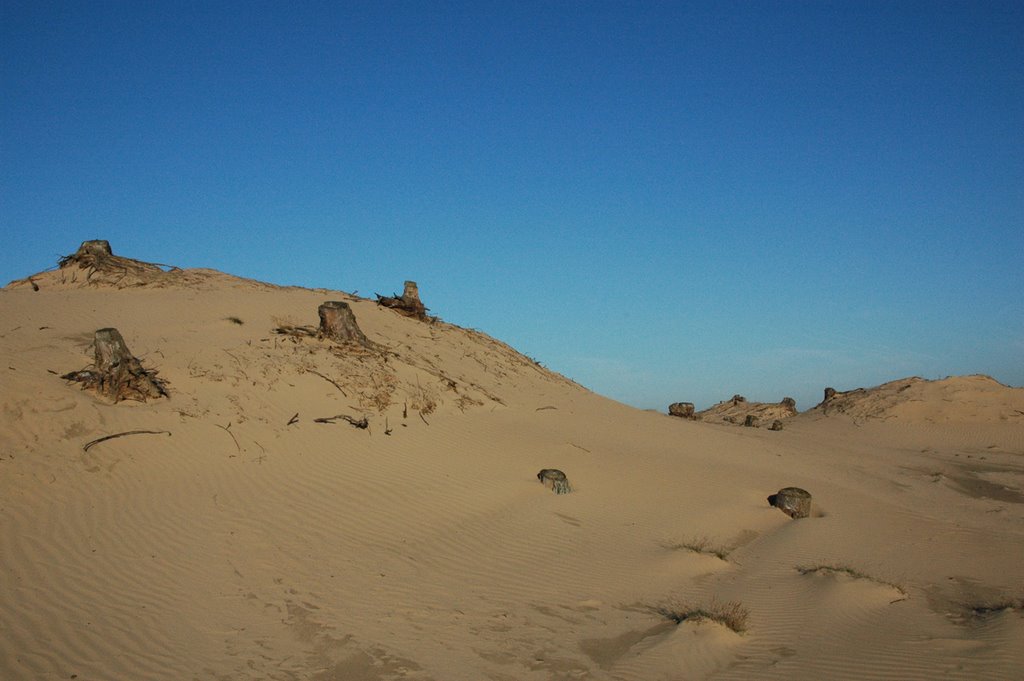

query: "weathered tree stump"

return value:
[62, 328, 168, 402]
[781, 397, 797, 412]
[744, 414, 759, 427]
[823, 387, 837, 401]
[537, 468, 572, 495]
[767, 487, 812, 519]
[768, 419, 785, 431]
[318, 301, 369, 346]
[669, 402, 695, 419]
[376, 280, 429, 320]
[731, 394, 746, 405]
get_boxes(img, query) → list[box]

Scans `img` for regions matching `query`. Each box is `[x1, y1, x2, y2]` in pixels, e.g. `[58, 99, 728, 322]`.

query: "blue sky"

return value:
[2, 1, 1022, 411]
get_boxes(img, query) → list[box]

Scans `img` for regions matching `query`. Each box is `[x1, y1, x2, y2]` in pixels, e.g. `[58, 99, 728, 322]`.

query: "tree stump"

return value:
[668, 402, 695, 419]
[78, 239, 113, 258]
[318, 301, 369, 346]
[823, 387, 837, 401]
[537, 468, 572, 494]
[376, 280, 428, 320]
[744, 414, 759, 427]
[781, 397, 797, 413]
[732, 394, 746, 405]
[767, 487, 811, 519]
[62, 328, 168, 402]
[768, 419, 784, 431]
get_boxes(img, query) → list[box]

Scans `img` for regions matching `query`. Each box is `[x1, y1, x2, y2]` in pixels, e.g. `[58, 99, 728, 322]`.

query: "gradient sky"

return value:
[2, 1, 1022, 411]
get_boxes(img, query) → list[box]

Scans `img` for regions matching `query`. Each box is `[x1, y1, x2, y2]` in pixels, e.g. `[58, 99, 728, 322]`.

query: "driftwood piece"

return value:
[538, 468, 572, 495]
[318, 301, 369, 346]
[62, 328, 168, 402]
[376, 280, 429, 320]
[668, 402, 695, 419]
[768, 487, 812, 519]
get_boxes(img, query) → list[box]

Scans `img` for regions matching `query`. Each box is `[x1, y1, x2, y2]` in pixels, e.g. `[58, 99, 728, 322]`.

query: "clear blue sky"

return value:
[3, 1, 1022, 411]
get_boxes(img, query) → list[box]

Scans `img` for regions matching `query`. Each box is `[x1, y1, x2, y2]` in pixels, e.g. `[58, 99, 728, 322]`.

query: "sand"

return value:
[2, 253, 1022, 680]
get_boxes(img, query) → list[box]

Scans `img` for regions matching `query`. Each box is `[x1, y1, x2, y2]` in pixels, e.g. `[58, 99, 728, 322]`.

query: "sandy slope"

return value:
[2, 260, 1022, 680]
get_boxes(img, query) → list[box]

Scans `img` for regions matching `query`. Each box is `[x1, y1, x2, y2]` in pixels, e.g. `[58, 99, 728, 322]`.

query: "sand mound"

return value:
[808, 375, 1024, 424]
[2, 243, 1023, 680]
[6, 239, 287, 292]
[696, 394, 798, 427]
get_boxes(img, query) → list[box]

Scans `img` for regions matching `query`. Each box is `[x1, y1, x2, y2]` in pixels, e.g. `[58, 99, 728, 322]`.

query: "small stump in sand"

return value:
[768, 419, 785, 431]
[823, 387, 837, 401]
[62, 328, 168, 402]
[767, 487, 812, 519]
[743, 415, 759, 427]
[538, 469, 572, 495]
[376, 280, 429, 320]
[669, 402, 695, 419]
[318, 301, 369, 346]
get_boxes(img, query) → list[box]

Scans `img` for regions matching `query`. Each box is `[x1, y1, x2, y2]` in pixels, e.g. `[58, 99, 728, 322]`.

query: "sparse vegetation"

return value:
[662, 536, 731, 560]
[650, 598, 749, 633]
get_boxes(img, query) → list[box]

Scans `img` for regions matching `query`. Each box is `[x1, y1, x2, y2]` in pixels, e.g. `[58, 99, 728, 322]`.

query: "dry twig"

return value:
[314, 414, 369, 429]
[82, 430, 171, 452]
[307, 369, 348, 396]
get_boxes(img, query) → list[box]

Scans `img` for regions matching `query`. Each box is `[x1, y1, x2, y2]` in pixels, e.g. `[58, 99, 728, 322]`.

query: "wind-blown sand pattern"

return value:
[2, 253, 1022, 680]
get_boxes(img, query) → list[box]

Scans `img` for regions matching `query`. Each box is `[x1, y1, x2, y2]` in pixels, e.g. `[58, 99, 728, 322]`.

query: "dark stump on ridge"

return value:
[669, 402, 695, 419]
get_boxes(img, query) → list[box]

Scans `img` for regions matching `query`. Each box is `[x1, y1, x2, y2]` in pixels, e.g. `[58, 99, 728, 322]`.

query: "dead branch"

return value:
[82, 430, 171, 452]
[314, 414, 369, 429]
[287, 413, 299, 425]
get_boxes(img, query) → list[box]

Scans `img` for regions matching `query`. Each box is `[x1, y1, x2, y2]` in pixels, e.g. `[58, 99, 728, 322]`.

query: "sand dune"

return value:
[2, 246, 1022, 680]
[808, 375, 1024, 424]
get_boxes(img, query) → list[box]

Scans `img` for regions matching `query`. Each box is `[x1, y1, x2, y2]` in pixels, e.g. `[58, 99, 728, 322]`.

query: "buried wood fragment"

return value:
[768, 487, 812, 519]
[538, 468, 572, 494]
